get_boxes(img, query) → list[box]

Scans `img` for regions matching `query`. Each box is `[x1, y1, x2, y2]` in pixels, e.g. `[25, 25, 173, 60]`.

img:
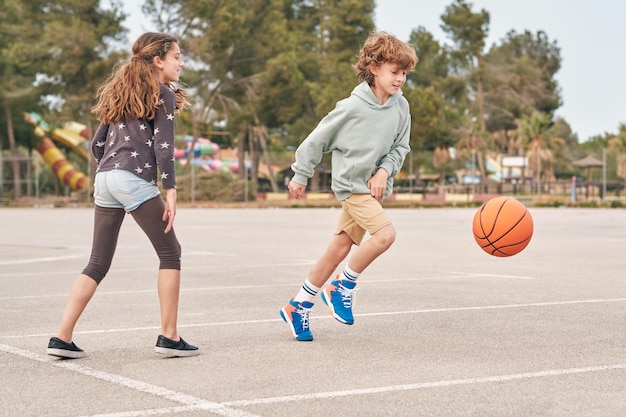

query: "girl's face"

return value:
[155, 42, 185, 83]
[370, 62, 408, 104]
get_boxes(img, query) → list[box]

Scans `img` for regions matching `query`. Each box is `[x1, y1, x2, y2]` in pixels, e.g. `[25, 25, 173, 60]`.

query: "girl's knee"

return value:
[158, 241, 181, 270]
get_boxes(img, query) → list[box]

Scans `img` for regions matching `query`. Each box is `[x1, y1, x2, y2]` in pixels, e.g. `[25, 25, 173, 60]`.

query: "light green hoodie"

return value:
[291, 81, 411, 201]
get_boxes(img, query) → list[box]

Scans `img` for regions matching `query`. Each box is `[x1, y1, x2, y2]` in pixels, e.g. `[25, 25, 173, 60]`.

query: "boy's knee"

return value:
[328, 236, 353, 260]
[374, 225, 396, 248]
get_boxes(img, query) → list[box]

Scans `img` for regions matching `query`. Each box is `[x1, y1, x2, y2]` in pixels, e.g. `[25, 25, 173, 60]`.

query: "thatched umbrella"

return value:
[573, 154, 604, 199]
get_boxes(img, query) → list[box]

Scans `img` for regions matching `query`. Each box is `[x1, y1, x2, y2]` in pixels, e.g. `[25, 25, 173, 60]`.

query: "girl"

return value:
[47, 32, 199, 358]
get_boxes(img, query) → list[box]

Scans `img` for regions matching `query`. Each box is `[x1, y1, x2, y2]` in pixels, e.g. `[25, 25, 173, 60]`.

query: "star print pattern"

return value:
[90, 85, 177, 189]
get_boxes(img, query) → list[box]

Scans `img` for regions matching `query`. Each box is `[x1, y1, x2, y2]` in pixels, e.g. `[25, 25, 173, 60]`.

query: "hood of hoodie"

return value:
[351, 81, 402, 109]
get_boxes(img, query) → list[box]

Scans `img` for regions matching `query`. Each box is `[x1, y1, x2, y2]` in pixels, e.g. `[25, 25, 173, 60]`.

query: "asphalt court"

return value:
[0, 206, 625, 417]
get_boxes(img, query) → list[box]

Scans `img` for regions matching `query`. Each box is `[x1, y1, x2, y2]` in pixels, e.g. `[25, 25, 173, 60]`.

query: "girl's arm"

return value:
[91, 123, 109, 164]
[153, 87, 177, 190]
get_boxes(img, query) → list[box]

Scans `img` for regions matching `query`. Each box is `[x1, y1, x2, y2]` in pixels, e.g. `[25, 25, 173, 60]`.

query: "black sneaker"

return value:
[47, 337, 86, 359]
[154, 335, 200, 357]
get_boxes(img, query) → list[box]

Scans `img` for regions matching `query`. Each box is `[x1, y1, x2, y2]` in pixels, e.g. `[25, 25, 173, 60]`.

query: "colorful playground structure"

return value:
[174, 135, 250, 174]
[24, 112, 90, 191]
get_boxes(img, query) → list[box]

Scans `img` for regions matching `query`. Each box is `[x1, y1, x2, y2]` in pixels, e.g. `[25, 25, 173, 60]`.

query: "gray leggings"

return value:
[82, 196, 181, 284]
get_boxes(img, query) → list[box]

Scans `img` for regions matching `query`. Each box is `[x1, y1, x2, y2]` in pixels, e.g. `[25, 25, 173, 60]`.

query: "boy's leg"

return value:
[307, 232, 354, 288]
[345, 223, 396, 272]
[281, 232, 354, 341]
[322, 195, 396, 324]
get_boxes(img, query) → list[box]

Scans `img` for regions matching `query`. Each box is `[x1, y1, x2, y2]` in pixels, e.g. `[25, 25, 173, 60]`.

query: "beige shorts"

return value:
[334, 194, 392, 245]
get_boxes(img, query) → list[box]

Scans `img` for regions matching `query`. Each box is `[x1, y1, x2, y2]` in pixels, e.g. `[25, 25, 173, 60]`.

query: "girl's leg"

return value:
[129, 197, 182, 340]
[157, 269, 180, 340]
[55, 274, 98, 342]
[56, 206, 126, 342]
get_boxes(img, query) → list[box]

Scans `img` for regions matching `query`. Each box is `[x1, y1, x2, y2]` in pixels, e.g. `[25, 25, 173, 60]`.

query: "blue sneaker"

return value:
[321, 278, 357, 325]
[280, 299, 314, 341]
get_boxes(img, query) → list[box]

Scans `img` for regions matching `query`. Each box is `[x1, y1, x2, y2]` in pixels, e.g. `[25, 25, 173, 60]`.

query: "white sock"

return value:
[342, 265, 360, 282]
[294, 278, 320, 303]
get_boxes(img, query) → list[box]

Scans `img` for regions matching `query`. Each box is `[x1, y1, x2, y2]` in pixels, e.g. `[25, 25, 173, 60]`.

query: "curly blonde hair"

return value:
[354, 31, 418, 85]
[92, 32, 189, 124]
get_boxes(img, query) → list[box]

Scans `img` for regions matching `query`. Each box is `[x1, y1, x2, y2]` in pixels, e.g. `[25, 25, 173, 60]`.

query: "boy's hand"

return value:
[368, 168, 389, 200]
[288, 180, 306, 199]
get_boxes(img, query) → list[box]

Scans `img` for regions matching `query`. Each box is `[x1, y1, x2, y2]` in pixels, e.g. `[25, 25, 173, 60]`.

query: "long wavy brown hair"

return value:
[354, 31, 418, 85]
[92, 32, 189, 124]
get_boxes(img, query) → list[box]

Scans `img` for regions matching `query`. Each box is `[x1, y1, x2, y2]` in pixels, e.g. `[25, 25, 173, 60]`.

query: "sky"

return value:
[122, 0, 626, 142]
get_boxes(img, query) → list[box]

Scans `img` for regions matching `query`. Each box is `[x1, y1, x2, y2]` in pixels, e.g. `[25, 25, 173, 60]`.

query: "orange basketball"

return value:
[472, 196, 533, 257]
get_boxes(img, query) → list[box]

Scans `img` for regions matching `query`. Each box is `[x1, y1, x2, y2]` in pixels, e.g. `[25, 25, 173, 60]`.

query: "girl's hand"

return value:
[163, 188, 177, 233]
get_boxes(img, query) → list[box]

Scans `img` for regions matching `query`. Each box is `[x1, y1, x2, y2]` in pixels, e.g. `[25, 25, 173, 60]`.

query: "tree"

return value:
[145, 0, 375, 194]
[518, 111, 566, 190]
[611, 124, 626, 181]
[405, 26, 466, 184]
[483, 29, 562, 151]
[0, 0, 126, 198]
[1, 0, 49, 197]
[440, 0, 490, 184]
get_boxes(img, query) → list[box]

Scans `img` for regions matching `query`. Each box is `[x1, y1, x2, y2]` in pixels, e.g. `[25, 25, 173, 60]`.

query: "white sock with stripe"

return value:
[341, 265, 360, 282]
[294, 278, 320, 303]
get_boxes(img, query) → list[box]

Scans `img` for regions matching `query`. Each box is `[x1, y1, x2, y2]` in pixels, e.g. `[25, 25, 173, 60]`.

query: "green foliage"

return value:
[441, 0, 490, 69]
[176, 170, 255, 202]
[4, 0, 625, 200]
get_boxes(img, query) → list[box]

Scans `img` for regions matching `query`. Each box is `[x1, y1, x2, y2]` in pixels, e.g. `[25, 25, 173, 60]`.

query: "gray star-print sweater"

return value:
[91, 84, 177, 189]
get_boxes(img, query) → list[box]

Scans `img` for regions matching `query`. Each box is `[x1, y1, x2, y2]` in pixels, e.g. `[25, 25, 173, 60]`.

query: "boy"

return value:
[280, 31, 418, 341]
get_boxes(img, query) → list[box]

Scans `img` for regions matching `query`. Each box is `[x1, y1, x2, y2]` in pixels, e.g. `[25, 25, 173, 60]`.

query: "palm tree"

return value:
[610, 123, 626, 181]
[518, 111, 557, 193]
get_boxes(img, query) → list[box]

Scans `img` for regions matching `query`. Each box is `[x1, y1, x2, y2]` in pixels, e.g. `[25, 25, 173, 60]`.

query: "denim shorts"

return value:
[94, 170, 161, 211]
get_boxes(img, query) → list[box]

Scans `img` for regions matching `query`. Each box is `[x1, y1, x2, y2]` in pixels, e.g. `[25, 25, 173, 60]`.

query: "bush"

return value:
[176, 170, 256, 202]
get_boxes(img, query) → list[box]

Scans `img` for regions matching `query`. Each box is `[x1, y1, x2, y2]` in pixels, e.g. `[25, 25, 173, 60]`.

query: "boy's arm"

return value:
[378, 113, 411, 177]
[290, 111, 341, 185]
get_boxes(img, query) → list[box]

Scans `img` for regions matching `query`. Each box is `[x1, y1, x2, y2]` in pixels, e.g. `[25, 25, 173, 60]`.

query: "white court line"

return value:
[0, 261, 315, 278]
[0, 273, 525, 301]
[223, 363, 626, 407]
[0, 254, 84, 266]
[5, 297, 626, 340]
[5, 343, 625, 417]
[0, 343, 261, 417]
[446, 271, 535, 280]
